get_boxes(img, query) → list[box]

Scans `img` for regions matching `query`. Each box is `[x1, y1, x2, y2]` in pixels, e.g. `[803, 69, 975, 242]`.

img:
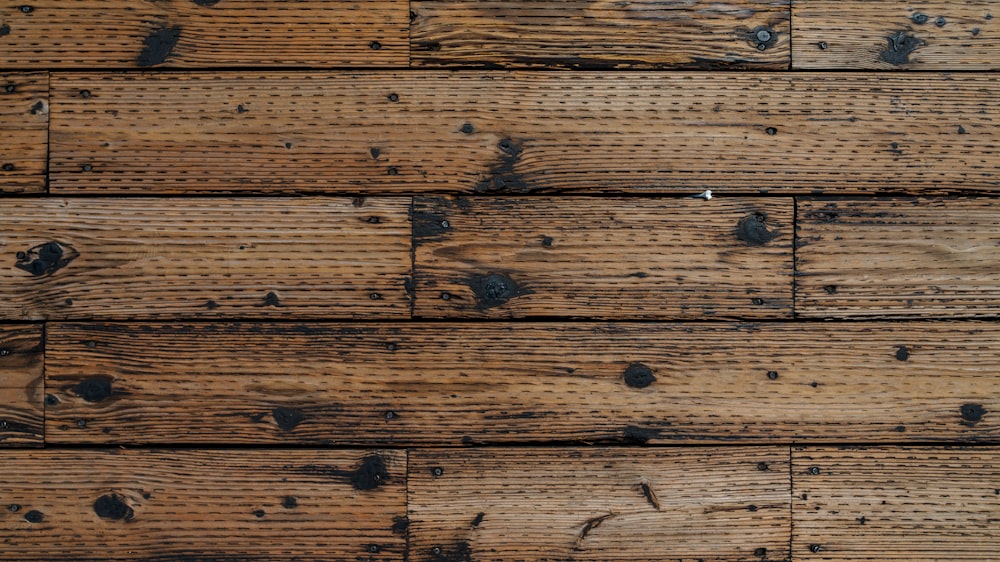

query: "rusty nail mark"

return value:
[369, 41, 382, 50]
[80, 90, 91, 98]
[767, 371, 779, 380]
[818, 41, 828, 50]
[911, 12, 929, 24]
[387, 93, 399, 102]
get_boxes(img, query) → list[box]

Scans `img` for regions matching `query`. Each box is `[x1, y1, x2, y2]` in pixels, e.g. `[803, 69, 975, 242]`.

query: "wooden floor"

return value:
[1, 1, 999, 560]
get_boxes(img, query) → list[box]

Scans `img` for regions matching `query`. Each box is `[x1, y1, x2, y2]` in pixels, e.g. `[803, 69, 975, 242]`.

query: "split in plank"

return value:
[411, 0, 790, 69]
[0, 449, 406, 560]
[797, 198, 1000, 318]
[0, 198, 411, 320]
[0, 324, 43, 447]
[408, 447, 790, 561]
[0, 73, 47, 194]
[0, 1, 407, 68]
[793, 446, 1000, 561]
[49, 72, 1000, 195]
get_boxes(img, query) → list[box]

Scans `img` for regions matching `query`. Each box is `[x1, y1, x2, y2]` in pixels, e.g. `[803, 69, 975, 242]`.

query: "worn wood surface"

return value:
[0, 72, 47, 194]
[413, 197, 792, 319]
[408, 447, 790, 561]
[0, 0, 407, 68]
[793, 1, 1000, 69]
[0, 325, 43, 447]
[48, 73, 1000, 195]
[411, 0, 790, 69]
[797, 198, 1000, 318]
[0, 449, 406, 560]
[0, 198, 411, 320]
[793, 447, 1000, 560]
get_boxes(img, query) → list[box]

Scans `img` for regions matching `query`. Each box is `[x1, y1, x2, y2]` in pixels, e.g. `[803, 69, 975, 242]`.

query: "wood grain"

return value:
[0, 72, 47, 194]
[408, 447, 790, 561]
[0, 324, 43, 447]
[413, 197, 792, 319]
[49, 72, 1000, 195]
[411, 0, 790, 69]
[0, 449, 406, 560]
[793, 1, 1000, 69]
[0, 198, 411, 320]
[797, 198, 1000, 318]
[0, 0, 407, 68]
[792, 447, 1000, 561]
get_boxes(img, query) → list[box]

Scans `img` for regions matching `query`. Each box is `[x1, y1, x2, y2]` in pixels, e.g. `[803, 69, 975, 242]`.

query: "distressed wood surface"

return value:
[0, 198, 411, 320]
[408, 447, 790, 561]
[0, 72, 47, 194]
[49, 73, 1000, 195]
[797, 198, 1000, 318]
[0, 325, 43, 447]
[0, 0, 407, 68]
[793, 1, 1000, 69]
[413, 197, 792, 319]
[793, 447, 1000, 561]
[0, 449, 406, 560]
[411, 0, 790, 69]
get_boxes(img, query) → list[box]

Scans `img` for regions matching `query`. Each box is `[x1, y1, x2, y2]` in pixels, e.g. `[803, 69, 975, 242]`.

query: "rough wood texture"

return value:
[0, 325, 43, 447]
[413, 197, 792, 319]
[0, 449, 406, 560]
[408, 447, 790, 561]
[793, 1, 1000, 69]
[0, 72, 47, 194]
[411, 0, 790, 69]
[797, 198, 1000, 318]
[0, 1, 407, 68]
[793, 447, 1000, 561]
[49, 73, 1000, 195]
[0, 198, 411, 320]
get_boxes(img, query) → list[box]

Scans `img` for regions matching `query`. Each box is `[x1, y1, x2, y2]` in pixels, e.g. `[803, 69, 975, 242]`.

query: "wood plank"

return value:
[411, 0, 790, 69]
[0, 198, 411, 320]
[793, 1, 1000, 69]
[408, 447, 790, 561]
[792, 447, 1000, 561]
[47, 322, 999, 445]
[797, 198, 1000, 318]
[0, 325, 43, 447]
[0, 73, 47, 194]
[49, 72, 1000, 195]
[0, 449, 406, 560]
[0, 1, 407, 68]
[413, 197, 792, 319]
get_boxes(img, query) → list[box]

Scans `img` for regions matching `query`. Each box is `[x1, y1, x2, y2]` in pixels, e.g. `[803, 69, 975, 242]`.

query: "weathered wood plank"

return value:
[46, 322, 999, 445]
[413, 197, 792, 319]
[793, 1, 1000, 69]
[0, 198, 411, 320]
[0, 1, 407, 68]
[797, 198, 1000, 318]
[0, 449, 406, 560]
[408, 447, 790, 561]
[411, 0, 790, 69]
[0, 73, 47, 194]
[49, 73, 1000, 195]
[792, 447, 1000, 561]
[0, 325, 43, 447]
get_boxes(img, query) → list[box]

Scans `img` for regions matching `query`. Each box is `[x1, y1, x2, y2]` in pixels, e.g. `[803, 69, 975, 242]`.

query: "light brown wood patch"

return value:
[0, 449, 406, 560]
[411, 0, 790, 69]
[0, 324, 43, 447]
[797, 198, 1000, 318]
[0, 72, 47, 194]
[0, 198, 411, 320]
[793, 446, 1000, 560]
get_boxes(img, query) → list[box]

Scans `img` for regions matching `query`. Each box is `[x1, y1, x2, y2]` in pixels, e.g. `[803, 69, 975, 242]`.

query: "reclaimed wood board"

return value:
[797, 198, 1000, 318]
[48, 73, 1000, 195]
[0, 72, 47, 194]
[792, 447, 1000, 561]
[411, 0, 791, 69]
[408, 447, 791, 561]
[0, 449, 406, 560]
[793, 1, 1000, 69]
[0, 324, 43, 447]
[0, 198, 411, 320]
[0, 0, 408, 68]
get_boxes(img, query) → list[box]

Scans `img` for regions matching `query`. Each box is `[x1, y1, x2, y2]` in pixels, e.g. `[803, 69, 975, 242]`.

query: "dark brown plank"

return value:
[411, 0, 790, 69]
[0, 325, 43, 447]
[0, 72, 47, 194]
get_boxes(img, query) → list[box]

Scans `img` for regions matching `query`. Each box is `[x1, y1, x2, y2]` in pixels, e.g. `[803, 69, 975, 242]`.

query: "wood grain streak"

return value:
[0, 72, 47, 194]
[0, 324, 43, 447]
